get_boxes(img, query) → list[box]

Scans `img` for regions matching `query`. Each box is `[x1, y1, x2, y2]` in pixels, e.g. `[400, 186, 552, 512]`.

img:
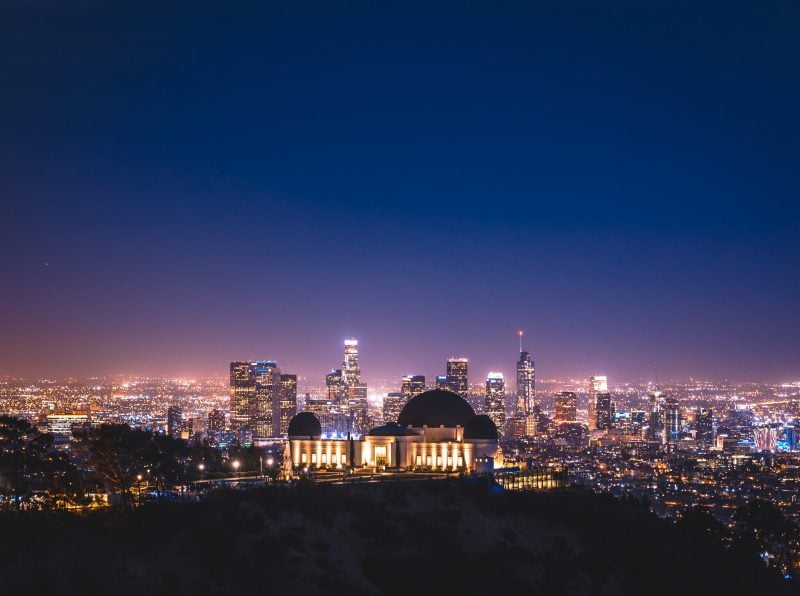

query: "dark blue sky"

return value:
[1, 1, 798, 383]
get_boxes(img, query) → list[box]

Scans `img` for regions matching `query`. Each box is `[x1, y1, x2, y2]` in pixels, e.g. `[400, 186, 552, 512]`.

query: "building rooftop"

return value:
[397, 389, 475, 428]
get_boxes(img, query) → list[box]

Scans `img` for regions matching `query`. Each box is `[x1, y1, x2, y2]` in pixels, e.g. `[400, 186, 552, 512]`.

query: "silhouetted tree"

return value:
[151, 433, 189, 493]
[735, 499, 800, 573]
[0, 415, 74, 509]
[75, 424, 155, 509]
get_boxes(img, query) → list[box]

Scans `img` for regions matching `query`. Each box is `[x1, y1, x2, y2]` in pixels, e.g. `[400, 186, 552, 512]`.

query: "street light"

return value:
[136, 473, 143, 506]
[232, 460, 240, 479]
[266, 457, 274, 467]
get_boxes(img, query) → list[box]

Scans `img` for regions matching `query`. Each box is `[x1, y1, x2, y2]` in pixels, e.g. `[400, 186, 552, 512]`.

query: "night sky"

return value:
[1, 1, 798, 383]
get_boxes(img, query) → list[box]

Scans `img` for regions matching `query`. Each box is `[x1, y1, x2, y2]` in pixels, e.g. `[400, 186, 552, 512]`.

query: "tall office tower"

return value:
[305, 397, 347, 436]
[695, 408, 714, 443]
[435, 375, 448, 389]
[594, 393, 614, 430]
[515, 332, 535, 416]
[347, 384, 369, 433]
[278, 374, 298, 436]
[647, 388, 666, 442]
[446, 357, 469, 396]
[383, 391, 407, 424]
[208, 408, 225, 442]
[401, 375, 426, 398]
[507, 416, 528, 441]
[340, 338, 367, 432]
[326, 369, 345, 403]
[587, 375, 608, 431]
[342, 339, 361, 386]
[167, 405, 182, 438]
[229, 361, 281, 438]
[230, 361, 256, 432]
[755, 425, 779, 452]
[485, 372, 506, 436]
[554, 392, 578, 423]
[253, 361, 281, 438]
[664, 397, 681, 442]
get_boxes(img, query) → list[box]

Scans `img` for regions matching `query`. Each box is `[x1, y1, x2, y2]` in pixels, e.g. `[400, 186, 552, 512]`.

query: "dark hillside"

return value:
[0, 480, 792, 595]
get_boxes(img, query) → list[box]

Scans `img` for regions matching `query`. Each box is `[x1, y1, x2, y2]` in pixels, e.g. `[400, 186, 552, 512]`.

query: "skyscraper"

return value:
[342, 338, 361, 386]
[383, 391, 407, 424]
[326, 369, 345, 403]
[253, 361, 281, 438]
[229, 360, 281, 439]
[664, 396, 681, 442]
[594, 392, 614, 431]
[278, 374, 298, 436]
[304, 397, 347, 436]
[446, 357, 468, 396]
[695, 408, 714, 444]
[647, 388, 666, 443]
[515, 332, 535, 416]
[208, 408, 225, 443]
[554, 392, 577, 423]
[167, 405, 182, 438]
[401, 375, 426, 398]
[230, 361, 256, 433]
[339, 338, 368, 433]
[485, 372, 506, 436]
[347, 383, 369, 433]
[587, 375, 608, 431]
[435, 375, 448, 389]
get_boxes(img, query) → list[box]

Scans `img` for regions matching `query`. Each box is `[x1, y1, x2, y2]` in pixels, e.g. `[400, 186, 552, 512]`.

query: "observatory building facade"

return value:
[287, 389, 502, 473]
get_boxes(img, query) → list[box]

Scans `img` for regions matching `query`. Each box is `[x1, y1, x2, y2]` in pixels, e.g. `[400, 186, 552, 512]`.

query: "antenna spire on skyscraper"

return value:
[518, 330, 523, 353]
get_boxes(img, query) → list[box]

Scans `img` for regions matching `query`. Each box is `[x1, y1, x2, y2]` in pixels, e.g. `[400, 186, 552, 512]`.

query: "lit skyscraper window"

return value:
[485, 371, 506, 436]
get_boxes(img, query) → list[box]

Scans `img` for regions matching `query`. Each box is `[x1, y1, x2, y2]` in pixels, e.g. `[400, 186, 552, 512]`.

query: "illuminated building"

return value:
[587, 375, 608, 431]
[485, 372, 506, 436]
[229, 361, 256, 433]
[552, 422, 587, 447]
[47, 413, 88, 438]
[229, 361, 281, 439]
[287, 389, 502, 472]
[664, 396, 681, 442]
[515, 332, 535, 416]
[167, 405, 182, 438]
[189, 416, 205, 440]
[507, 415, 528, 440]
[595, 392, 614, 431]
[647, 388, 666, 443]
[435, 375, 448, 389]
[342, 339, 361, 386]
[334, 339, 369, 433]
[445, 357, 468, 396]
[755, 425, 779, 452]
[305, 397, 348, 435]
[401, 375, 426, 398]
[208, 408, 225, 443]
[347, 384, 369, 433]
[325, 369, 344, 403]
[278, 374, 298, 436]
[179, 418, 194, 441]
[695, 408, 714, 444]
[383, 392, 407, 424]
[554, 392, 577, 423]
[253, 361, 281, 438]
